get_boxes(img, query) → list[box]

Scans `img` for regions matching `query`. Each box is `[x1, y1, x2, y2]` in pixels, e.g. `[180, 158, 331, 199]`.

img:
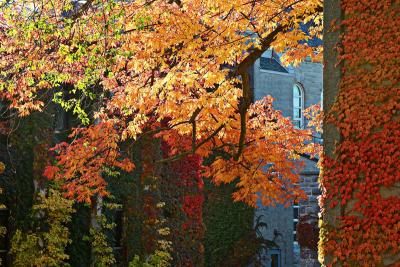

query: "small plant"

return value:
[85, 202, 120, 267]
[10, 189, 74, 267]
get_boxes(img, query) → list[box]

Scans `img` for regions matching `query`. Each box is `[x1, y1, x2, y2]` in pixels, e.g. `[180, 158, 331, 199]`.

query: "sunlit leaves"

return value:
[1, 0, 322, 206]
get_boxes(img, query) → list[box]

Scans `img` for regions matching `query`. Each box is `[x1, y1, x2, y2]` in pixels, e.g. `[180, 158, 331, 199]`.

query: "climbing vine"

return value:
[10, 189, 74, 267]
[320, 1, 400, 266]
[161, 131, 205, 266]
[203, 179, 255, 267]
[129, 202, 172, 267]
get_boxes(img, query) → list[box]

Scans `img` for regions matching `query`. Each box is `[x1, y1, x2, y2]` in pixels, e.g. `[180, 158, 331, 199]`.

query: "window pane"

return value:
[271, 254, 279, 267]
[293, 121, 301, 128]
[293, 207, 299, 219]
[293, 85, 300, 97]
[296, 97, 302, 106]
[295, 108, 302, 118]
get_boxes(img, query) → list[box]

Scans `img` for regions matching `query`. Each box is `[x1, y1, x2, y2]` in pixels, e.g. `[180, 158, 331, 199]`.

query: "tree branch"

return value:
[190, 108, 202, 152]
[156, 123, 225, 163]
[233, 26, 283, 161]
[297, 153, 319, 163]
[70, 0, 95, 21]
[231, 1, 323, 161]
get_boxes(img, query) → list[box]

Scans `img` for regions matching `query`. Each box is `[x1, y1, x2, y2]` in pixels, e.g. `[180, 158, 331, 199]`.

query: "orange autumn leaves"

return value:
[1, 0, 322, 206]
[207, 96, 313, 207]
[44, 121, 134, 203]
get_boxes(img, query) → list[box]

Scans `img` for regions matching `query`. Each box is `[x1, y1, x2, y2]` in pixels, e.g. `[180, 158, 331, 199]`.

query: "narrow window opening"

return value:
[293, 84, 304, 128]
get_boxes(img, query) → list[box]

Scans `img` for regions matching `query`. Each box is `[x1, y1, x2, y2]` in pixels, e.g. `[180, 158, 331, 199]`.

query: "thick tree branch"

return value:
[234, 71, 251, 161]
[233, 26, 283, 161]
[232, 2, 323, 161]
[70, 0, 95, 21]
[298, 153, 319, 163]
[190, 107, 202, 152]
[237, 26, 284, 74]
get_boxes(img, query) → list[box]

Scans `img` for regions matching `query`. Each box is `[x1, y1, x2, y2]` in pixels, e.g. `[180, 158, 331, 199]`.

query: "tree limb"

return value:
[156, 123, 225, 163]
[70, 0, 95, 21]
[233, 26, 283, 161]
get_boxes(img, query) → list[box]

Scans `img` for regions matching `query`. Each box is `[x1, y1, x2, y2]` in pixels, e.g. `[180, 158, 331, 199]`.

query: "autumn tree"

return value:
[1, 0, 322, 204]
[0, 1, 324, 265]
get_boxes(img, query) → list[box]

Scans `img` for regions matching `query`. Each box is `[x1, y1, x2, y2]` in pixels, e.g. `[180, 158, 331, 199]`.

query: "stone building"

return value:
[252, 50, 322, 267]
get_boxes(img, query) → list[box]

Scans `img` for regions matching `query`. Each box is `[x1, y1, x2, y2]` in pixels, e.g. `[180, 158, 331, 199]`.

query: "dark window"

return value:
[268, 249, 281, 267]
[271, 253, 280, 267]
[113, 208, 123, 248]
[293, 206, 299, 218]
[112, 208, 123, 264]
[293, 205, 299, 243]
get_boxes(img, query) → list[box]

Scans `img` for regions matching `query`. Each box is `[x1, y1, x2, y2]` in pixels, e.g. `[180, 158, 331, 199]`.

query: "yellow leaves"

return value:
[123, 114, 148, 140]
[304, 104, 323, 133]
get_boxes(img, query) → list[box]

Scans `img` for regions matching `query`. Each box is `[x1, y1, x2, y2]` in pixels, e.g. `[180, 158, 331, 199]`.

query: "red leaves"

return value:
[44, 121, 134, 203]
[320, 0, 400, 265]
[182, 195, 204, 221]
[161, 131, 204, 230]
[43, 166, 60, 179]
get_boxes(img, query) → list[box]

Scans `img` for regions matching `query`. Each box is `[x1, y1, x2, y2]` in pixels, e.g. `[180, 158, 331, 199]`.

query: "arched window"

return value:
[293, 84, 304, 128]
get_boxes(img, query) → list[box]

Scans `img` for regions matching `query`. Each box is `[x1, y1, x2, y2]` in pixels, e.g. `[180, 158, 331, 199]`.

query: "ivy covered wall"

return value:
[321, 0, 400, 265]
[203, 180, 255, 267]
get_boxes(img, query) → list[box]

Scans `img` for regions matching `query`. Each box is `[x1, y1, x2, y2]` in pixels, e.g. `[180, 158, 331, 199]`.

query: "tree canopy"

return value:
[0, 0, 322, 206]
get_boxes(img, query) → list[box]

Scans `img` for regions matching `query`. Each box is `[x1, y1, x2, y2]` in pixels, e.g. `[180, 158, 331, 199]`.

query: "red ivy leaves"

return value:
[161, 130, 204, 227]
[320, 0, 400, 265]
[183, 194, 205, 223]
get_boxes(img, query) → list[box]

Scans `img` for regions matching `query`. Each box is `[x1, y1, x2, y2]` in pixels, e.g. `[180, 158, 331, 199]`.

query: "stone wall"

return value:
[254, 204, 294, 267]
[299, 159, 320, 218]
[299, 169, 320, 267]
[253, 53, 322, 267]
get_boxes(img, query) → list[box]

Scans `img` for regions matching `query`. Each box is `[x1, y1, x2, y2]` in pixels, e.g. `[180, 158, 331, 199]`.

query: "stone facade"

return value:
[252, 50, 322, 267]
